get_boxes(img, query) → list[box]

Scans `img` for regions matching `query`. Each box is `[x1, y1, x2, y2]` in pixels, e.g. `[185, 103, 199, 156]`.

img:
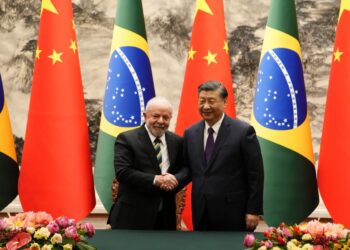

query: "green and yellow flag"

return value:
[251, 0, 318, 226]
[0, 74, 19, 211]
[94, 0, 155, 211]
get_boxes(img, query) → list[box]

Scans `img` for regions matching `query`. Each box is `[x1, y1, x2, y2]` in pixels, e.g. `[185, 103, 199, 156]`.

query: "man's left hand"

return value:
[245, 214, 260, 231]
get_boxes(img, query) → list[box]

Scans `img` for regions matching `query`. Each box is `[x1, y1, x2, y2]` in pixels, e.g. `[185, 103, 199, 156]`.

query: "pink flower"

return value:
[323, 222, 347, 239]
[6, 232, 32, 250]
[34, 212, 53, 226]
[68, 219, 76, 227]
[46, 221, 60, 234]
[264, 240, 273, 248]
[306, 220, 324, 238]
[282, 228, 292, 238]
[243, 234, 255, 248]
[0, 219, 8, 230]
[56, 216, 70, 228]
[65, 226, 79, 240]
[79, 223, 96, 238]
[313, 245, 324, 250]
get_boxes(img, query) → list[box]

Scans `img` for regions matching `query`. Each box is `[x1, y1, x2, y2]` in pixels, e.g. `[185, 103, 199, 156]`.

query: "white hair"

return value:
[145, 96, 173, 113]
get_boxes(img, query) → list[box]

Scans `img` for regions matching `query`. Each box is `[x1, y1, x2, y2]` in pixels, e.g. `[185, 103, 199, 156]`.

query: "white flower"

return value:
[50, 233, 63, 244]
[287, 241, 301, 250]
[26, 227, 36, 234]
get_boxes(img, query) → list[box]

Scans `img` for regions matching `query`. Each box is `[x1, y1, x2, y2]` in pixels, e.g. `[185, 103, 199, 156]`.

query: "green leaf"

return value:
[76, 241, 97, 250]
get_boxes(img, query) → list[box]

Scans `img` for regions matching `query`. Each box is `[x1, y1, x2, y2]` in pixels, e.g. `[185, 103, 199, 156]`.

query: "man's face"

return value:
[198, 90, 227, 126]
[144, 105, 172, 137]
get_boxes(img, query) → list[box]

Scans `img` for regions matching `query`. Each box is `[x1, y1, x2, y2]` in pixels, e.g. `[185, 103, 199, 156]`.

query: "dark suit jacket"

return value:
[108, 126, 183, 230]
[176, 115, 264, 231]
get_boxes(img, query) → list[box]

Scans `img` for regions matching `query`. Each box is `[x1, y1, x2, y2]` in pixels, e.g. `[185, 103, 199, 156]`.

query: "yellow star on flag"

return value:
[69, 40, 77, 54]
[195, 0, 213, 17]
[41, 0, 58, 15]
[333, 48, 343, 62]
[48, 50, 63, 64]
[35, 47, 42, 59]
[223, 40, 229, 54]
[188, 47, 197, 60]
[203, 50, 217, 65]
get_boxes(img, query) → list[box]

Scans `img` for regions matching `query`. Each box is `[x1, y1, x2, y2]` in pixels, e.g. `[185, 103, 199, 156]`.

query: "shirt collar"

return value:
[205, 113, 225, 134]
[144, 125, 166, 144]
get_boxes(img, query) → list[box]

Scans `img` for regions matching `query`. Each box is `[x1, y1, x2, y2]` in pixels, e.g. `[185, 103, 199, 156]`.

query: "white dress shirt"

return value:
[145, 126, 170, 174]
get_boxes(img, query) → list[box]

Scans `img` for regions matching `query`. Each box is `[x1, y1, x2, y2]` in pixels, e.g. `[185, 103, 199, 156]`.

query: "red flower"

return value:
[263, 231, 272, 239]
[276, 235, 286, 245]
[6, 232, 32, 250]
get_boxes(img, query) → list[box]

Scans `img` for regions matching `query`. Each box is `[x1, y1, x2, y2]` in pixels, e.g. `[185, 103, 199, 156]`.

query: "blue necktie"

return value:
[205, 127, 215, 163]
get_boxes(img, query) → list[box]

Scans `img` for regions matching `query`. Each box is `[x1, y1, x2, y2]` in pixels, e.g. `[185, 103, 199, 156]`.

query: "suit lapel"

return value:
[165, 132, 175, 173]
[195, 121, 207, 171]
[137, 126, 161, 174]
[207, 115, 231, 168]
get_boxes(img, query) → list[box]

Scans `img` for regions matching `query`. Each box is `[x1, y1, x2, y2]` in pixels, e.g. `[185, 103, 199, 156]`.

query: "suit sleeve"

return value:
[174, 130, 192, 190]
[242, 125, 264, 215]
[114, 133, 156, 192]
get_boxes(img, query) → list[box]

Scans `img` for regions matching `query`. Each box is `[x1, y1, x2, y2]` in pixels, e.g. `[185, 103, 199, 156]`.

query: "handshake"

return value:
[154, 173, 178, 191]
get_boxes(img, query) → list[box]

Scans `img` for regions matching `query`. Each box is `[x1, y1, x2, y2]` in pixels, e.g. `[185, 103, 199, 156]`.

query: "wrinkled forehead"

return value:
[146, 105, 172, 115]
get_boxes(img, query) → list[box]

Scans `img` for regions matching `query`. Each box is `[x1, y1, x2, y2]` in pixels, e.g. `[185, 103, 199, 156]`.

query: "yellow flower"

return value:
[287, 241, 302, 250]
[63, 244, 73, 250]
[41, 244, 53, 250]
[29, 243, 40, 250]
[301, 233, 312, 241]
[301, 243, 313, 250]
[34, 227, 51, 240]
[50, 233, 63, 244]
[272, 247, 282, 250]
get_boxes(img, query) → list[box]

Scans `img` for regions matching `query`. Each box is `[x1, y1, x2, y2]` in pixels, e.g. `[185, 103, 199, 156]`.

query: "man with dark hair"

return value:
[108, 96, 182, 230]
[176, 81, 264, 231]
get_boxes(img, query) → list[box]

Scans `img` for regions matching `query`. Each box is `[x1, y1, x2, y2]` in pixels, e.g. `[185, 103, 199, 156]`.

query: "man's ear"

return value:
[224, 98, 228, 108]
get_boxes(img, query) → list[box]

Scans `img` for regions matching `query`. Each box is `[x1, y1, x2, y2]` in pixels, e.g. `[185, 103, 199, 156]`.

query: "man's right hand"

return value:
[154, 173, 178, 191]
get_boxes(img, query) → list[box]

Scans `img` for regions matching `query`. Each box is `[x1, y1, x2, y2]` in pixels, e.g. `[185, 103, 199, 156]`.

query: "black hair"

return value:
[197, 80, 228, 99]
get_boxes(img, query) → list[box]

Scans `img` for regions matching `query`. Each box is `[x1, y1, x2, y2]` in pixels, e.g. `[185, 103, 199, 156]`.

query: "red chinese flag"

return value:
[176, 0, 235, 230]
[18, 0, 95, 220]
[318, 2, 350, 227]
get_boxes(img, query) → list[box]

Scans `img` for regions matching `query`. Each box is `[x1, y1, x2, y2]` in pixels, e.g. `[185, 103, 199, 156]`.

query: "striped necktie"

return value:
[153, 138, 162, 169]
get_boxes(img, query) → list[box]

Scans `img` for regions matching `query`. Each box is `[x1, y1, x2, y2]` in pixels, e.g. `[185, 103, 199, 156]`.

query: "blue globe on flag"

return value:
[253, 48, 307, 130]
[103, 46, 155, 127]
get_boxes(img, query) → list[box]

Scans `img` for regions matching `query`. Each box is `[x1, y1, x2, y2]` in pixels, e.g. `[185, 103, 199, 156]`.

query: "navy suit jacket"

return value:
[176, 115, 264, 230]
[108, 126, 183, 230]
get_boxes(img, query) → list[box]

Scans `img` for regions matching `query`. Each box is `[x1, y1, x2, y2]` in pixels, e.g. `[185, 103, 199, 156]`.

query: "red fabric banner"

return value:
[176, 0, 236, 230]
[318, 6, 350, 226]
[18, 0, 95, 220]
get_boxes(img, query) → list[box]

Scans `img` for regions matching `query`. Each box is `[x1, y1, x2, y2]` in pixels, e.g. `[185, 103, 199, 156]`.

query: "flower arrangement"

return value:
[0, 212, 96, 250]
[243, 220, 350, 250]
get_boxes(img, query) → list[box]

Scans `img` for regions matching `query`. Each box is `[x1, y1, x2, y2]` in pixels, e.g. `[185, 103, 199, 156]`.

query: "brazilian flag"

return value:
[251, 0, 318, 226]
[0, 74, 19, 211]
[94, 0, 155, 211]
